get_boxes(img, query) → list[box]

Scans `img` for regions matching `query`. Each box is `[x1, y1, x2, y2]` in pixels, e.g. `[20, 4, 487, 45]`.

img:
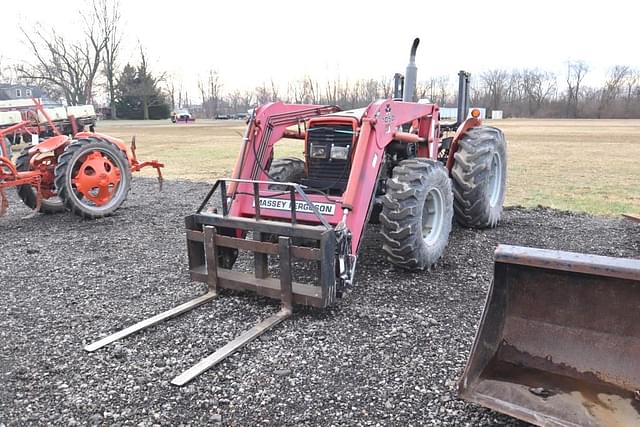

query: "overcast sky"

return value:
[2, 0, 639, 96]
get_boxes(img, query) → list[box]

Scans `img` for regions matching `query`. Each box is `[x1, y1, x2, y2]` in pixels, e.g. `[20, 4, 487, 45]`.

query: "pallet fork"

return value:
[84, 179, 338, 386]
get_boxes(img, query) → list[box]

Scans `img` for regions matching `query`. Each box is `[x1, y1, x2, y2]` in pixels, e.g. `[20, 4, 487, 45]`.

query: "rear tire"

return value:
[267, 157, 304, 190]
[451, 126, 507, 228]
[380, 159, 453, 270]
[54, 137, 132, 219]
[15, 149, 65, 214]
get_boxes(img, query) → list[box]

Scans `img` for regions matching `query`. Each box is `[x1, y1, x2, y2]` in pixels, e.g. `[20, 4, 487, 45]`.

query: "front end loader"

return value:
[85, 38, 508, 385]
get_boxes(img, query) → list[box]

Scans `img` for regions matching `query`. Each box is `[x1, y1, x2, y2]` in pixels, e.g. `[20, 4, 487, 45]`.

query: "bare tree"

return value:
[521, 69, 557, 116]
[197, 77, 208, 116]
[624, 69, 640, 103]
[241, 90, 254, 111]
[379, 76, 394, 99]
[325, 76, 341, 105]
[167, 79, 177, 109]
[269, 79, 279, 102]
[96, 0, 122, 118]
[480, 69, 509, 112]
[362, 79, 378, 103]
[254, 82, 271, 104]
[212, 71, 224, 115]
[0, 56, 17, 84]
[565, 60, 589, 118]
[19, 5, 108, 105]
[434, 76, 450, 105]
[305, 76, 320, 104]
[137, 46, 166, 119]
[227, 90, 242, 114]
[287, 79, 308, 104]
[416, 77, 435, 102]
[596, 65, 629, 117]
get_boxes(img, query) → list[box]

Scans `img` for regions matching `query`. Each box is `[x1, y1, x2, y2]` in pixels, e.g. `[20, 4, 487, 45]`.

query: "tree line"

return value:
[188, 64, 640, 119]
[472, 63, 640, 118]
[1, 0, 639, 119]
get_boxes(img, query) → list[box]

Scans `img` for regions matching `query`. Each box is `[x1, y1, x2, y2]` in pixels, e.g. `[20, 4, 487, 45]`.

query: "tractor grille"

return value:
[304, 123, 354, 193]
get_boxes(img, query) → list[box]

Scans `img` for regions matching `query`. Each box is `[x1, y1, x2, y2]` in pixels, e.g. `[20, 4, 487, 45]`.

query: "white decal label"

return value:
[254, 198, 336, 215]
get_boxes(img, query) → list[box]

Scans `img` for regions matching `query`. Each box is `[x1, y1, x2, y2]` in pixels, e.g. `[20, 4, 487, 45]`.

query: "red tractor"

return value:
[86, 38, 507, 385]
[84, 40, 640, 427]
[0, 101, 163, 218]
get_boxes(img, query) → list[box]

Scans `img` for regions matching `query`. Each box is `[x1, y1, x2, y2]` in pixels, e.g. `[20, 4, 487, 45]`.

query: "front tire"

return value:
[451, 126, 507, 228]
[380, 159, 453, 270]
[54, 137, 132, 219]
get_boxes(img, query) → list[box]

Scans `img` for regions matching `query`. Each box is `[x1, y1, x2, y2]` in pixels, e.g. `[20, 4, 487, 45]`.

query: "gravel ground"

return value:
[1, 178, 639, 426]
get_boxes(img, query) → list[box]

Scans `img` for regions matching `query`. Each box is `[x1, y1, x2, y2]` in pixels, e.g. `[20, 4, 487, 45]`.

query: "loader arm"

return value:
[341, 100, 440, 253]
[227, 100, 440, 255]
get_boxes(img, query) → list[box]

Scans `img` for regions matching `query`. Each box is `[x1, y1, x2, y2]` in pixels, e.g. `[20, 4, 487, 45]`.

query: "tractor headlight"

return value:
[330, 145, 350, 161]
[310, 144, 328, 159]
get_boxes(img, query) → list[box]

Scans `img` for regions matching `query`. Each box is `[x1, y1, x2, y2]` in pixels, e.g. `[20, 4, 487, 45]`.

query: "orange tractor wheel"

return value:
[54, 137, 132, 219]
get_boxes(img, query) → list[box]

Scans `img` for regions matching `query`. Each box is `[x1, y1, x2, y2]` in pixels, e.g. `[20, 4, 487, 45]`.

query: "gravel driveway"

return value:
[1, 178, 638, 426]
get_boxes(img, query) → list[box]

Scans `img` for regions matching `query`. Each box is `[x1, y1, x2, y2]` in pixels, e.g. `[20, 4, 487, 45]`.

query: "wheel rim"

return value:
[70, 149, 125, 210]
[422, 187, 444, 245]
[488, 152, 503, 207]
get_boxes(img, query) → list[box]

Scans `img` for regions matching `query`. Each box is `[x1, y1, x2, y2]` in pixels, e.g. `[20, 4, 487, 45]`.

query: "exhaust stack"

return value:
[456, 71, 470, 126]
[402, 38, 420, 102]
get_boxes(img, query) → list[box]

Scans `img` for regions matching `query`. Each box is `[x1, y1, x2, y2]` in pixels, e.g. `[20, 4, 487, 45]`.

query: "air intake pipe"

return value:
[402, 38, 419, 102]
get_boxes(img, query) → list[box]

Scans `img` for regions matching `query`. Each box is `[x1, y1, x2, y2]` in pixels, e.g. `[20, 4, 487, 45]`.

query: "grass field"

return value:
[97, 118, 640, 216]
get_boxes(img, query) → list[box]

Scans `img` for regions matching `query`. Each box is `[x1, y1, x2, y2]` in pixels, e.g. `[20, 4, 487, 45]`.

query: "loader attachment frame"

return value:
[459, 245, 640, 427]
[187, 178, 338, 309]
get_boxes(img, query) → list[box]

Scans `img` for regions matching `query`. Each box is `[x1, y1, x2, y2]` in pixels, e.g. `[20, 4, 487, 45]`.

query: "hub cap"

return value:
[488, 152, 503, 207]
[72, 151, 122, 207]
[422, 188, 444, 245]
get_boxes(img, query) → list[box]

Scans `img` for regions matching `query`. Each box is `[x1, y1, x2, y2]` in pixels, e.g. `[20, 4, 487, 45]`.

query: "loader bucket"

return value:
[459, 245, 640, 427]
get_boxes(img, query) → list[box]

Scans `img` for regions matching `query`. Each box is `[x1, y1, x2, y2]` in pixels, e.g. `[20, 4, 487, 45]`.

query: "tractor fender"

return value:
[27, 135, 70, 155]
[75, 131, 134, 162]
[445, 117, 482, 172]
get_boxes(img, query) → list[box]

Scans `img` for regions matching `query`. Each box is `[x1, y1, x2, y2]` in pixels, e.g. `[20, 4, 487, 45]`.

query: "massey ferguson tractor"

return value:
[86, 39, 640, 427]
[86, 38, 508, 382]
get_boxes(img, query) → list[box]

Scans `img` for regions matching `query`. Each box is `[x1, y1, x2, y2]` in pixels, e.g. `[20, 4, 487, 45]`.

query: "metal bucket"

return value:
[459, 245, 640, 427]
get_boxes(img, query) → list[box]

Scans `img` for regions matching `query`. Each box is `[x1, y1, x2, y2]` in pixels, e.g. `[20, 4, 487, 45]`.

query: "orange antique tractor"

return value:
[85, 38, 507, 384]
[0, 99, 163, 218]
